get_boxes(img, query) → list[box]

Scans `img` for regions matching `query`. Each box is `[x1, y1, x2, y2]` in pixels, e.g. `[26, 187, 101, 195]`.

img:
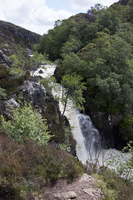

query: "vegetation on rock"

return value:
[1, 101, 51, 144]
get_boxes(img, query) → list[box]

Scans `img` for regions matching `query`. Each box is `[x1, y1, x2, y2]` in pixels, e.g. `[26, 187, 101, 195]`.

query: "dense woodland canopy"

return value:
[34, 1, 133, 140]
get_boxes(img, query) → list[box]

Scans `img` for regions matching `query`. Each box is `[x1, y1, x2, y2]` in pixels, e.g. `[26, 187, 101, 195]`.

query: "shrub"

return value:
[1, 101, 51, 144]
[9, 66, 25, 78]
[0, 133, 83, 198]
[95, 167, 133, 200]
[0, 65, 9, 79]
[0, 87, 7, 99]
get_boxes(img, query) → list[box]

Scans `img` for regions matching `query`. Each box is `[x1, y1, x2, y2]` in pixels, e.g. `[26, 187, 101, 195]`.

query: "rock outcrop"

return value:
[0, 80, 46, 116]
[19, 80, 46, 113]
[0, 20, 40, 46]
[0, 50, 11, 66]
[85, 109, 123, 149]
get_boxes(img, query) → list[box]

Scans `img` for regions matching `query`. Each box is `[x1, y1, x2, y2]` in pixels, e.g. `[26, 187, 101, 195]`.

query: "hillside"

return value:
[0, 1, 133, 199]
[0, 20, 40, 67]
[0, 20, 85, 199]
[0, 20, 40, 46]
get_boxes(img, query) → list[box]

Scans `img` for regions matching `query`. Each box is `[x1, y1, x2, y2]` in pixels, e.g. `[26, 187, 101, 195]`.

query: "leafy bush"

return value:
[0, 87, 7, 99]
[0, 65, 9, 79]
[1, 101, 51, 144]
[9, 66, 25, 78]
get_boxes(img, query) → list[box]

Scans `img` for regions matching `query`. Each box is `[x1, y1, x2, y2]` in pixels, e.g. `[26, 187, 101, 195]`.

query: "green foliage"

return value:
[41, 74, 86, 116]
[76, 33, 133, 113]
[34, 17, 95, 60]
[59, 124, 72, 152]
[0, 87, 7, 99]
[9, 44, 38, 72]
[33, 2, 133, 135]
[40, 75, 56, 96]
[40, 77, 76, 150]
[95, 167, 133, 200]
[34, 3, 129, 60]
[118, 115, 133, 140]
[10, 54, 19, 65]
[32, 51, 51, 66]
[9, 66, 25, 78]
[61, 52, 82, 74]
[15, 44, 28, 55]
[0, 65, 9, 79]
[1, 101, 51, 144]
[9, 54, 26, 78]
[60, 74, 86, 115]
[61, 38, 81, 55]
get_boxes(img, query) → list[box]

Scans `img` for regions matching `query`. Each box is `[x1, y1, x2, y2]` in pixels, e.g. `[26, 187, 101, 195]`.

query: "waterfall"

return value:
[78, 114, 102, 162]
[32, 65, 103, 164]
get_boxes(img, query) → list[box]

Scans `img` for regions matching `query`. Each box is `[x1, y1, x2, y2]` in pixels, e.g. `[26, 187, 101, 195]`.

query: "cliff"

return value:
[0, 20, 40, 47]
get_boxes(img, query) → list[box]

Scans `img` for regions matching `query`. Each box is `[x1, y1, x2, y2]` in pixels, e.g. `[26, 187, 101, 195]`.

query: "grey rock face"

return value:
[85, 108, 123, 149]
[6, 98, 20, 108]
[4, 98, 20, 119]
[0, 98, 19, 118]
[19, 80, 46, 113]
[0, 50, 10, 66]
[0, 81, 46, 116]
[0, 20, 40, 44]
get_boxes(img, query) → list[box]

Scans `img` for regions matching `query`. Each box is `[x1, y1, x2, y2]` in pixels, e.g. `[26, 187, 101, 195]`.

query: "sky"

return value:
[0, 0, 118, 35]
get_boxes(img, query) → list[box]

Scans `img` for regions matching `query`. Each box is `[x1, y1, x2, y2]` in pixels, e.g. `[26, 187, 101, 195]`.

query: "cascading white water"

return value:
[78, 114, 102, 161]
[59, 100, 89, 164]
[32, 65, 102, 164]
[31, 64, 56, 78]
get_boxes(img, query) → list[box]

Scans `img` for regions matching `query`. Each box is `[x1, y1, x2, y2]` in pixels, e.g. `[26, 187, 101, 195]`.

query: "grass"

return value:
[93, 167, 133, 200]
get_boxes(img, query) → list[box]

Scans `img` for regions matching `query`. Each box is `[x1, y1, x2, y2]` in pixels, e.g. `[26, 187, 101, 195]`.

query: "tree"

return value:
[76, 33, 133, 114]
[44, 74, 86, 116]
[54, 19, 62, 27]
[61, 38, 82, 56]
[1, 102, 51, 144]
[56, 74, 86, 116]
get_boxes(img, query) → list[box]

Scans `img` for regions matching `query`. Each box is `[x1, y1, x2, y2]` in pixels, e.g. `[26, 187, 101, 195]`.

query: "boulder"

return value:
[83, 188, 103, 200]
[53, 191, 77, 199]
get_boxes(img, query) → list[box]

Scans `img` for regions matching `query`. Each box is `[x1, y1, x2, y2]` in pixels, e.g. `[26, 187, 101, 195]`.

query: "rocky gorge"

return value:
[0, 4, 133, 198]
